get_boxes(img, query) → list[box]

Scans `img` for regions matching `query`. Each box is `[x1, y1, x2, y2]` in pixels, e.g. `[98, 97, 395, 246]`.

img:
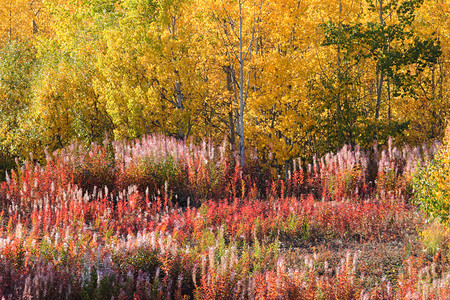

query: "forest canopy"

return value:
[0, 0, 448, 173]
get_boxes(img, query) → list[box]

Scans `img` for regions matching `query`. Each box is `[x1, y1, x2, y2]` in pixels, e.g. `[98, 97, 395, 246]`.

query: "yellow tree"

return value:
[196, 0, 316, 170]
[244, 0, 316, 171]
[399, 0, 449, 144]
[0, 0, 50, 42]
[18, 0, 114, 157]
[95, 0, 207, 141]
[0, 0, 52, 168]
[195, 0, 263, 163]
[0, 39, 36, 159]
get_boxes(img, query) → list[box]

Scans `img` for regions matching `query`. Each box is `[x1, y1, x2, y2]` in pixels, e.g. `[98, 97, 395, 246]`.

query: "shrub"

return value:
[420, 220, 450, 257]
[413, 123, 450, 224]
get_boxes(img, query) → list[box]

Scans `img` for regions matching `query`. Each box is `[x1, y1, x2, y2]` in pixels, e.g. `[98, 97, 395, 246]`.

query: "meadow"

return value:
[1, 134, 449, 299]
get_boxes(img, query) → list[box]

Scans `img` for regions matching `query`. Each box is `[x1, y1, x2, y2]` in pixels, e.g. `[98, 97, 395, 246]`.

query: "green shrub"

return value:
[413, 124, 450, 224]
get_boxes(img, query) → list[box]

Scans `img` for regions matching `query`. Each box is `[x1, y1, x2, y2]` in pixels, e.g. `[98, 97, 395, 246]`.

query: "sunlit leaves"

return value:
[95, 0, 207, 140]
[413, 124, 450, 224]
[0, 40, 36, 157]
[0, 0, 447, 170]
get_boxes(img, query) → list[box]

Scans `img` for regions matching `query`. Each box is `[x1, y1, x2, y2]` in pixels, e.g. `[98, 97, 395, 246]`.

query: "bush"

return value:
[420, 220, 450, 257]
[413, 123, 450, 224]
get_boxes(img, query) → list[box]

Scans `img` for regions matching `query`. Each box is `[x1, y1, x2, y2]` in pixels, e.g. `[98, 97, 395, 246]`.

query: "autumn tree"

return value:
[197, 0, 317, 172]
[93, 0, 210, 141]
[0, 0, 50, 165]
[402, 0, 449, 143]
[0, 0, 50, 42]
[0, 0, 447, 176]
[0, 39, 36, 176]
[16, 0, 115, 157]
[310, 0, 442, 153]
[198, 0, 264, 164]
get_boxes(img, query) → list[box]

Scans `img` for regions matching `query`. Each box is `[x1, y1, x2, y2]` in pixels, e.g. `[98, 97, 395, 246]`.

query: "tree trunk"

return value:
[238, 0, 245, 165]
[375, 0, 384, 120]
[229, 111, 236, 152]
[336, 0, 342, 120]
[375, 70, 383, 120]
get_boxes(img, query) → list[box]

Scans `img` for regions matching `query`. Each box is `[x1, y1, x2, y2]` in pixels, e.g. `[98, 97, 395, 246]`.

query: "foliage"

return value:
[0, 0, 448, 297]
[310, 0, 443, 153]
[413, 124, 450, 224]
[0, 0, 447, 169]
[0, 135, 450, 298]
[0, 40, 36, 157]
[420, 220, 450, 257]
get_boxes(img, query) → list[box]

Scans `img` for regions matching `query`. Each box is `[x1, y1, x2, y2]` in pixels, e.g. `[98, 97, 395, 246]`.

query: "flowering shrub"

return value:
[0, 178, 443, 299]
[285, 138, 437, 202]
[0, 134, 448, 299]
[113, 136, 231, 202]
